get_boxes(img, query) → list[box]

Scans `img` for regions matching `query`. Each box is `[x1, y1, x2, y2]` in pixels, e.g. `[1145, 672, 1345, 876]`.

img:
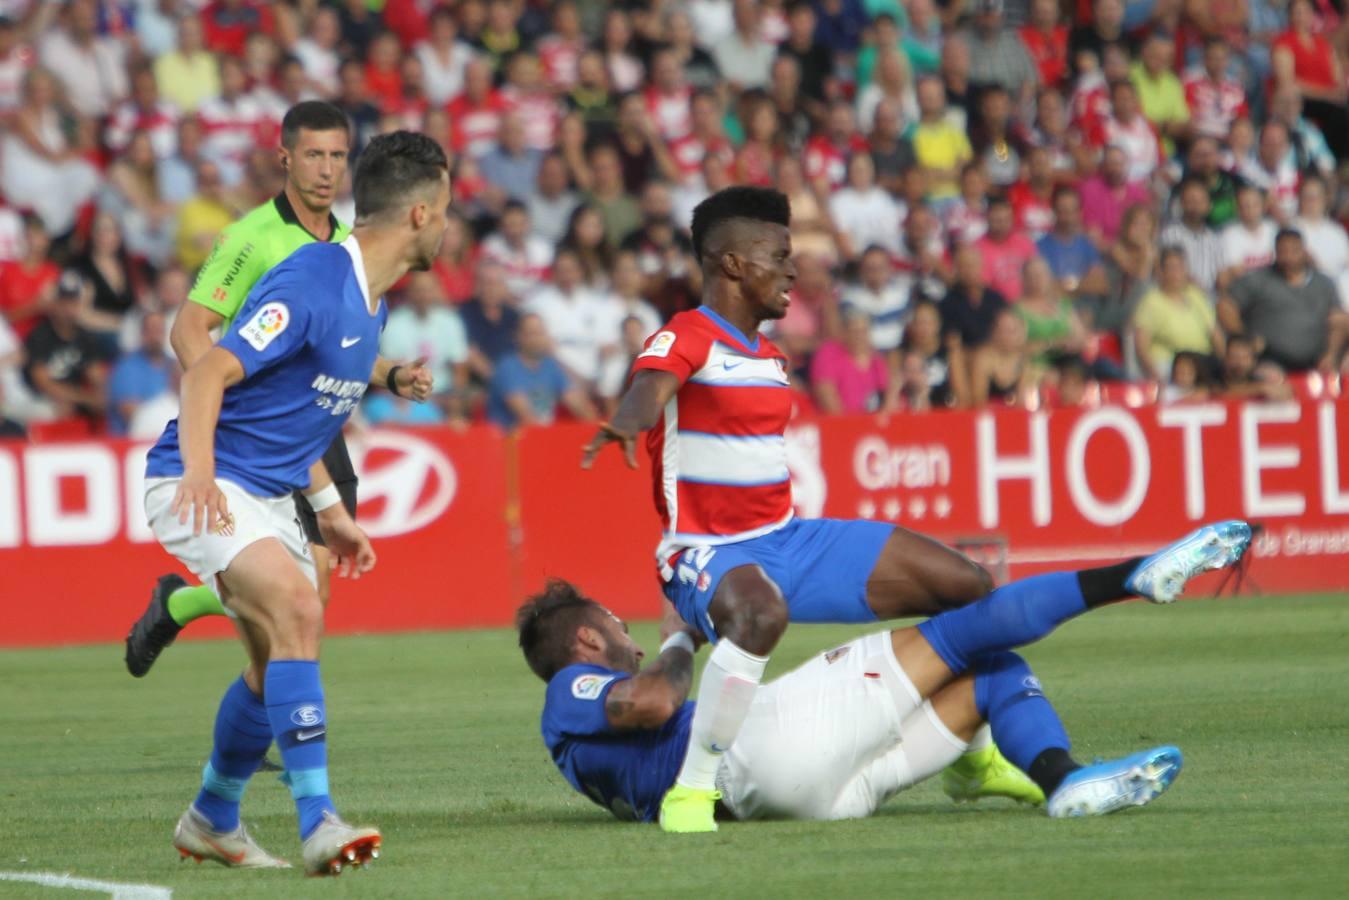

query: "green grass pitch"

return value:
[2, 594, 1347, 899]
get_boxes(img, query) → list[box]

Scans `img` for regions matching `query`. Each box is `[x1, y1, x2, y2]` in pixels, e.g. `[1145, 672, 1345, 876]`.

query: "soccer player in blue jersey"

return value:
[520, 522, 1251, 824]
[142, 131, 451, 877]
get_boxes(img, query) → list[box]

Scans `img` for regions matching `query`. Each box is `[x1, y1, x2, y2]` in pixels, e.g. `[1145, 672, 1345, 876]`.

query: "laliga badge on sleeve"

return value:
[239, 302, 291, 351]
[572, 673, 617, 700]
[638, 331, 677, 359]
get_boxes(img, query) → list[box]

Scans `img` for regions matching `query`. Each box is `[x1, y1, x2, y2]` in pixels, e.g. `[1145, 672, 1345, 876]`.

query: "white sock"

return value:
[674, 639, 768, 791]
[966, 723, 994, 754]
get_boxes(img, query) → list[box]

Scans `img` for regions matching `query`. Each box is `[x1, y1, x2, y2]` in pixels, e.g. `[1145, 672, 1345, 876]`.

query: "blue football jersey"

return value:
[146, 238, 387, 496]
[541, 663, 694, 823]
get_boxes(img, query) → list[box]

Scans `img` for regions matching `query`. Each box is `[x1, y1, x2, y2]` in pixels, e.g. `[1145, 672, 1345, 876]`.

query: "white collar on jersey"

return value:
[340, 234, 378, 315]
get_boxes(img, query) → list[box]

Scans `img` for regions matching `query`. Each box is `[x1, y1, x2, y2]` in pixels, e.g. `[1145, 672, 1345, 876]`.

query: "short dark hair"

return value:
[516, 580, 606, 681]
[1177, 174, 1208, 195]
[1275, 227, 1304, 245]
[1160, 244, 1188, 265]
[281, 101, 350, 149]
[353, 130, 449, 221]
[690, 186, 791, 263]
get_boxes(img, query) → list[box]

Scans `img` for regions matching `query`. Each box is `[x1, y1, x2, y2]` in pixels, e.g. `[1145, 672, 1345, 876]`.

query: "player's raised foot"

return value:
[658, 785, 720, 833]
[125, 574, 188, 677]
[1126, 520, 1253, 603]
[302, 811, 382, 876]
[1046, 746, 1183, 818]
[173, 806, 290, 868]
[942, 745, 1045, 806]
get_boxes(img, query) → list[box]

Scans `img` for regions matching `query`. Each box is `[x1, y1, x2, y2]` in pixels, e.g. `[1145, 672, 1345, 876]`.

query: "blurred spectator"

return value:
[714, 0, 776, 92]
[830, 155, 902, 262]
[535, 1, 585, 94]
[1238, 122, 1299, 224]
[597, 252, 662, 399]
[363, 30, 404, 111]
[102, 129, 176, 266]
[1271, 0, 1348, 159]
[1267, 89, 1334, 178]
[944, 162, 989, 246]
[1, 67, 100, 238]
[106, 310, 174, 435]
[939, 33, 974, 131]
[970, 307, 1033, 407]
[975, 196, 1038, 301]
[72, 211, 141, 355]
[961, 0, 1038, 103]
[502, 53, 563, 152]
[893, 206, 951, 307]
[1222, 115, 1257, 174]
[1018, 255, 1087, 367]
[559, 204, 615, 289]
[895, 346, 934, 411]
[600, 9, 643, 93]
[480, 112, 544, 207]
[106, 64, 179, 160]
[867, 100, 915, 196]
[1080, 144, 1150, 247]
[970, 85, 1027, 189]
[488, 312, 596, 429]
[201, 0, 273, 58]
[804, 100, 869, 195]
[669, 90, 734, 185]
[777, 157, 839, 267]
[334, 58, 382, 156]
[23, 270, 109, 420]
[1008, 145, 1055, 242]
[1068, 0, 1128, 79]
[687, 0, 735, 49]
[0, 214, 60, 340]
[1219, 184, 1277, 288]
[609, 92, 679, 195]
[39, 0, 127, 118]
[663, 8, 720, 92]
[943, 243, 1010, 351]
[294, 6, 342, 98]
[857, 46, 917, 134]
[912, 75, 973, 208]
[1293, 176, 1349, 309]
[198, 55, 264, 184]
[1220, 229, 1348, 373]
[767, 56, 813, 154]
[605, 251, 663, 338]
[1102, 80, 1162, 184]
[1220, 332, 1293, 400]
[523, 247, 622, 394]
[0, 204, 23, 264]
[153, 14, 219, 114]
[482, 201, 553, 298]
[135, 0, 180, 60]
[0, 14, 24, 118]
[174, 160, 236, 271]
[566, 51, 618, 141]
[621, 182, 692, 283]
[1037, 185, 1106, 298]
[431, 211, 480, 304]
[158, 116, 206, 205]
[1129, 31, 1189, 154]
[1183, 37, 1248, 142]
[810, 305, 896, 414]
[843, 245, 909, 354]
[416, 6, 473, 105]
[1160, 177, 1223, 294]
[462, 260, 522, 384]
[780, 1, 832, 114]
[1133, 246, 1221, 381]
[733, 91, 781, 188]
[1173, 136, 1242, 229]
[1046, 354, 1093, 408]
[1160, 350, 1212, 404]
[643, 47, 693, 144]
[1029, 87, 1074, 175]
[584, 143, 641, 249]
[1019, 0, 1069, 88]
[0, 314, 25, 437]
[378, 272, 468, 424]
[450, 58, 508, 159]
[904, 0, 944, 75]
[673, 154, 733, 235]
[121, 264, 188, 353]
[339, 0, 382, 61]
[1072, 41, 1131, 150]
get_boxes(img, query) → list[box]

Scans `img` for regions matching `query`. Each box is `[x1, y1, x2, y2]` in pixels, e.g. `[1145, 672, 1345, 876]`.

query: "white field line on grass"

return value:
[0, 871, 171, 899]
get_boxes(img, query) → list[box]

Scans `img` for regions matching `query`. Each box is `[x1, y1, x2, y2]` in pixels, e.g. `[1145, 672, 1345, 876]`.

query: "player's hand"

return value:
[172, 471, 229, 536]
[659, 599, 707, 651]
[397, 357, 434, 402]
[581, 422, 637, 470]
[316, 508, 377, 578]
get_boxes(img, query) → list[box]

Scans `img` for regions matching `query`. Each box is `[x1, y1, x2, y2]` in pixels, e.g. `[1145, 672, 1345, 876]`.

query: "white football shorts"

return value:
[144, 476, 316, 610]
[717, 631, 970, 821]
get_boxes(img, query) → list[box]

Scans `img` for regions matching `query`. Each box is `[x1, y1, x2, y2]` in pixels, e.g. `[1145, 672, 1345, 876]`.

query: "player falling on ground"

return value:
[583, 186, 1044, 832]
[125, 101, 433, 677]
[142, 131, 450, 876]
[521, 522, 1252, 823]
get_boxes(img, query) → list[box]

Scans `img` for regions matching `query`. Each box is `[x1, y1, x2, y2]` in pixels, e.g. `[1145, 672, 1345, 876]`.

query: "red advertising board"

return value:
[2, 399, 1346, 647]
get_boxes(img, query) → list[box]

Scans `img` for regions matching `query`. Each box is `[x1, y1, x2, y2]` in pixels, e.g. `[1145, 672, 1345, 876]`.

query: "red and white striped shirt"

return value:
[631, 307, 795, 579]
[447, 90, 510, 158]
[1182, 70, 1248, 140]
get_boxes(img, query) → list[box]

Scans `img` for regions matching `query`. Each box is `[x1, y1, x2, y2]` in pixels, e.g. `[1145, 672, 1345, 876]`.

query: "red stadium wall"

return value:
[2, 398, 1347, 647]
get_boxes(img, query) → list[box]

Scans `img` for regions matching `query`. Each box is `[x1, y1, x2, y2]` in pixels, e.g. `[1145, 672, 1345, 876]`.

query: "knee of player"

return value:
[946, 561, 995, 608]
[279, 584, 325, 640]
[717, 585, 788, 652]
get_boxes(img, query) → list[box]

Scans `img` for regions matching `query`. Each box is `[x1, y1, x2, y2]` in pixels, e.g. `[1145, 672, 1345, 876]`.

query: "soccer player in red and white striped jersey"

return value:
[583, 187, 1002, 834]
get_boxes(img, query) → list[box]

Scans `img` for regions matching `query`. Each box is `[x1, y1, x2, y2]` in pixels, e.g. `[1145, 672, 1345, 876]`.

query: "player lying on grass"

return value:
[142, 131, 450, 876]
[519, 521, 1251, 824]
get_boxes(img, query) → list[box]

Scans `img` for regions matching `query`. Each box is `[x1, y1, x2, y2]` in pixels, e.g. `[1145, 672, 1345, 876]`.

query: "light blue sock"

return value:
[974, 651, 1071, 772]
[264, 660, 336, 839]
[194, 676, 272, 832]
[917, 572, 1087, 674]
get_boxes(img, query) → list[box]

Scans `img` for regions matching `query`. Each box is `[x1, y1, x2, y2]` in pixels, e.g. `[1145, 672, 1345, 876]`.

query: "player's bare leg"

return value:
[311, 544, 333, 608]
[661, 566, 786, 833]
[212, 539, 380, 875]
[864, 526, 995, 619]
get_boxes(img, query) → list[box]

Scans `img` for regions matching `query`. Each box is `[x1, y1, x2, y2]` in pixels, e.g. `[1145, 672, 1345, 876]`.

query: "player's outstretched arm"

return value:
[172, 346, 245, 535]
[305, 459, 377, 579]
[370, 355, 434, 402]
[581, 369, 681, 470]
[604, 640, 697, 730]
[170, 301, 227, 370]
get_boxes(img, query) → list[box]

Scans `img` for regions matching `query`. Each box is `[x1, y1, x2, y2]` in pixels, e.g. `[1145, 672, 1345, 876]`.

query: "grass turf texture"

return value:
[1, 594, 1346, 899]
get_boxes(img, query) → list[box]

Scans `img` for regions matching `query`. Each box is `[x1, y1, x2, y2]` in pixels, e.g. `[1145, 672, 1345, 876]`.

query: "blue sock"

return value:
[917, 572, 1087, 674]
[194, 676, 272, 832]
[974, 651, 1071, 773]
[264, 660, 336, 839]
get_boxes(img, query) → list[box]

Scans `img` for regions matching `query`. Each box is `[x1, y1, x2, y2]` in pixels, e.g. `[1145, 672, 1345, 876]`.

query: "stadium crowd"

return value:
[1, 0, 1348, 440]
